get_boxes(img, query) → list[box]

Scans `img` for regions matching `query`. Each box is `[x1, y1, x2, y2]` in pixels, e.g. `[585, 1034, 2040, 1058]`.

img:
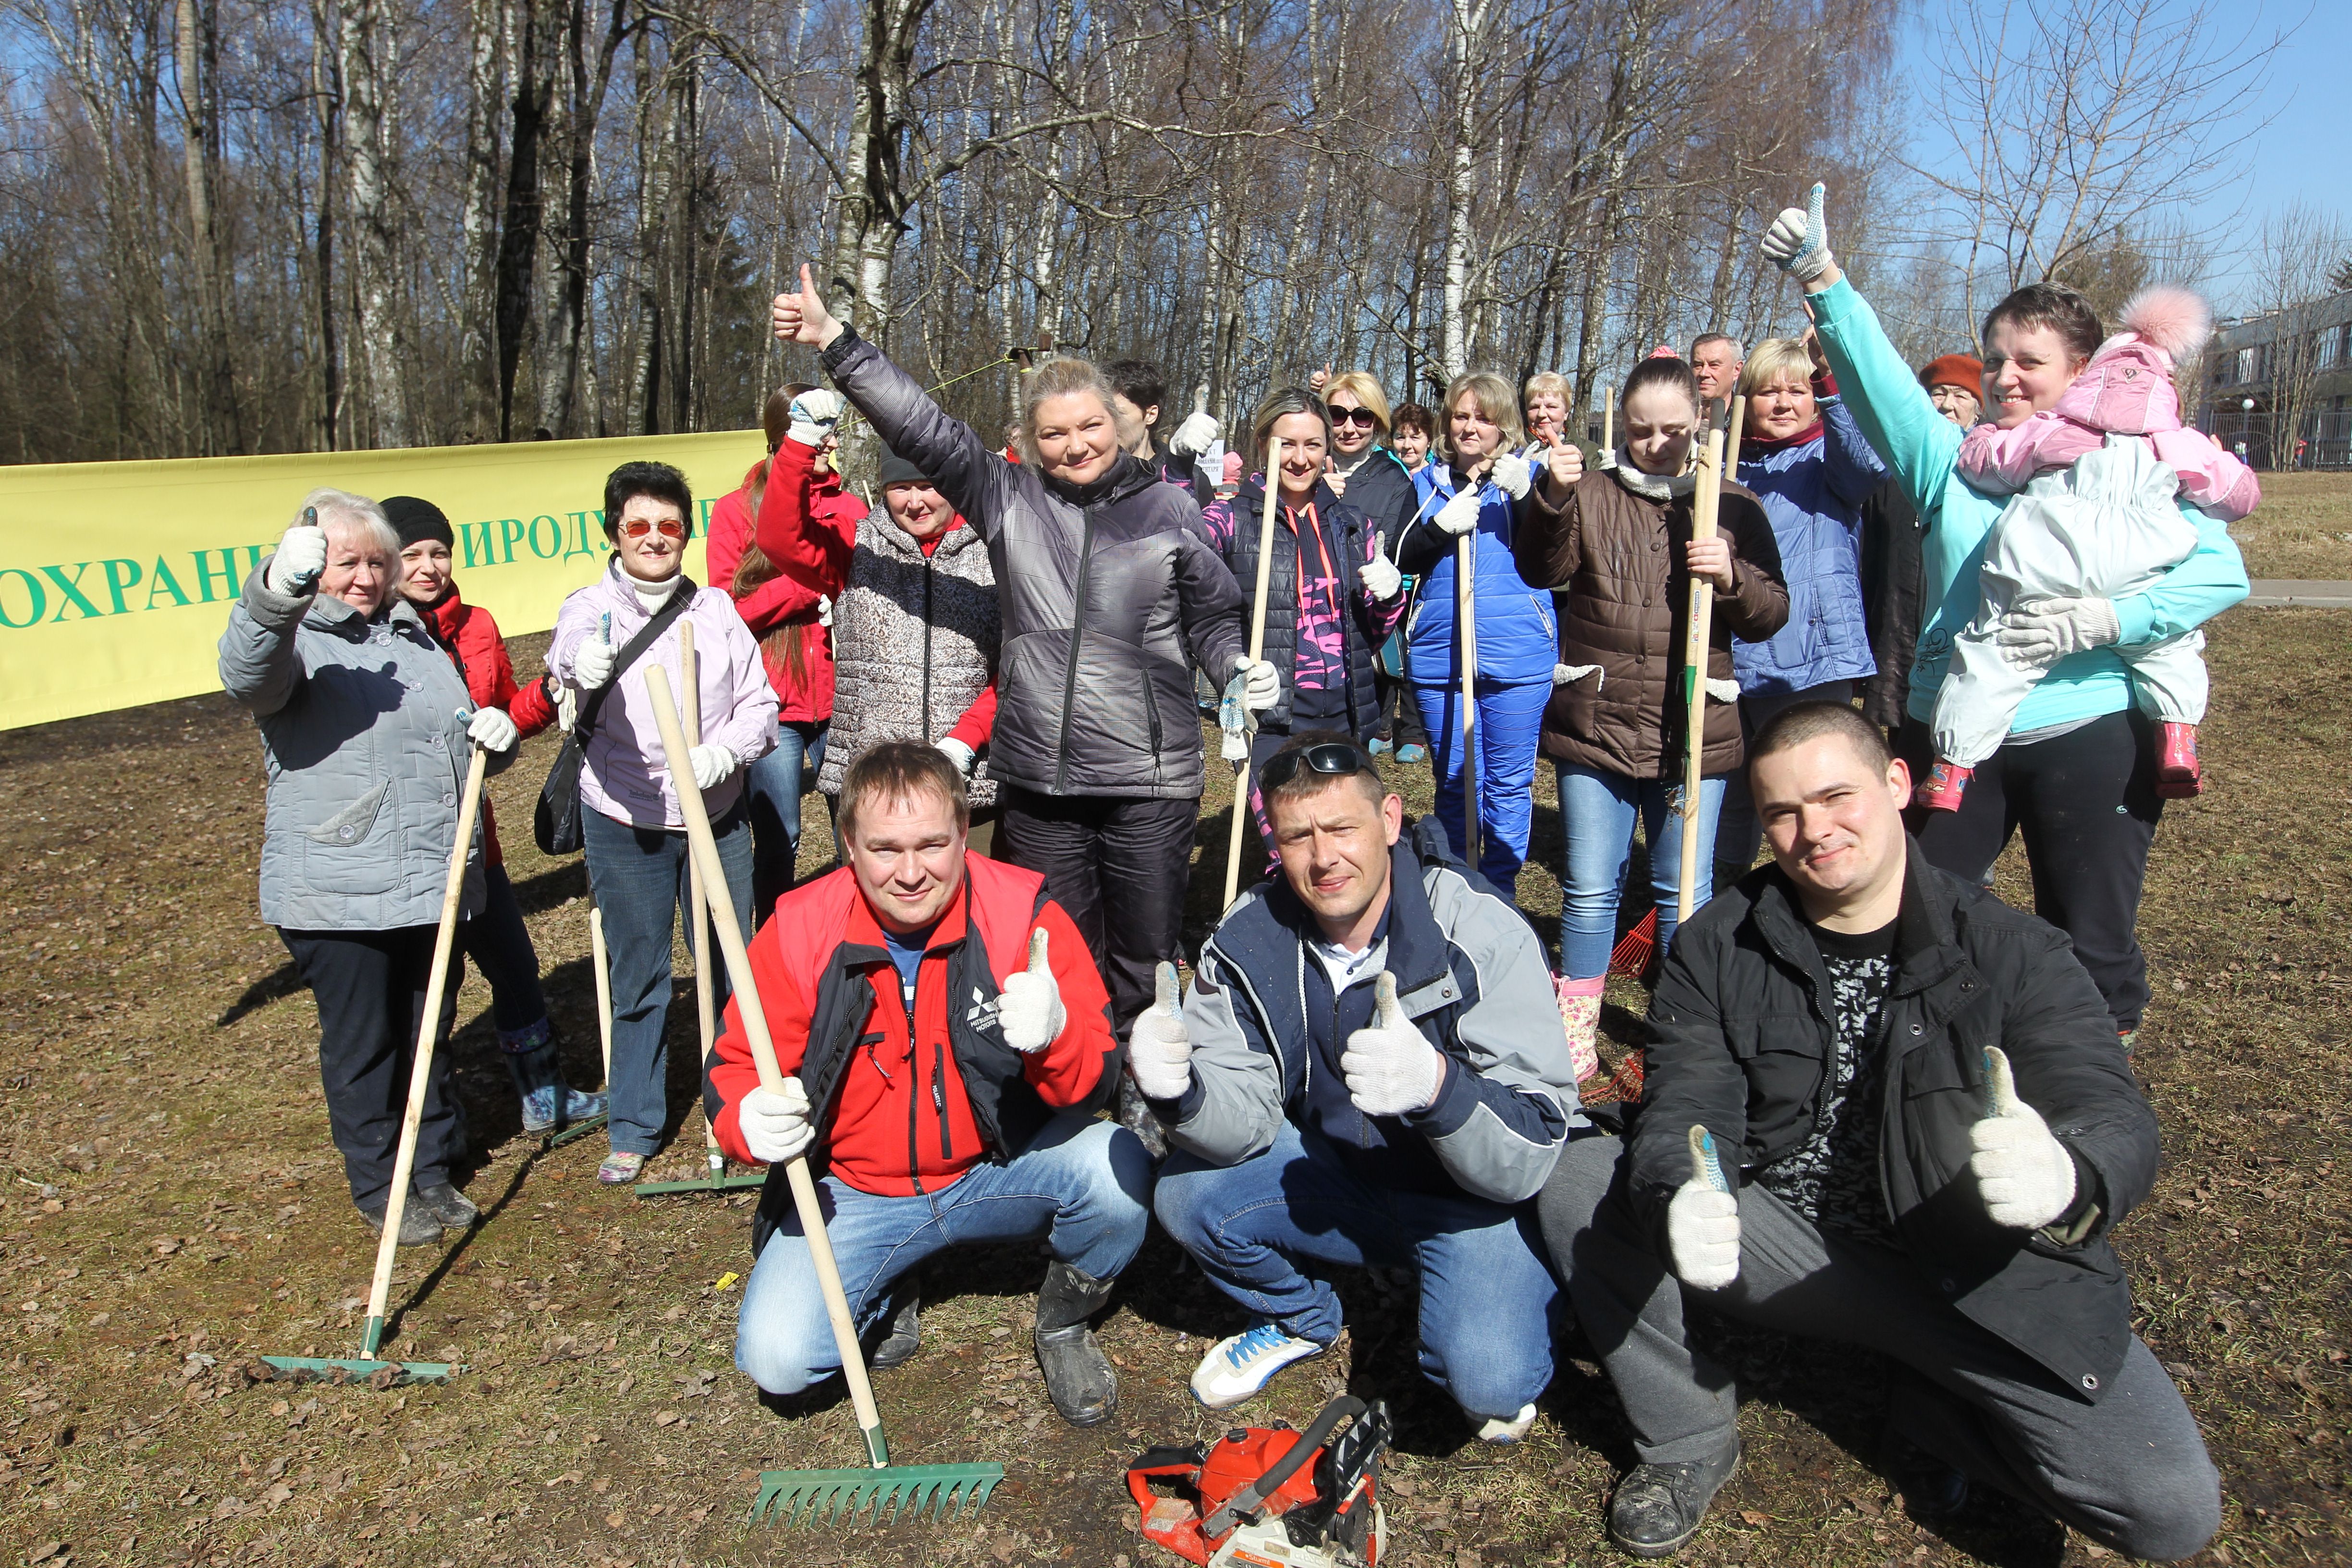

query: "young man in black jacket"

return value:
[1539, 701, 2217, 1561]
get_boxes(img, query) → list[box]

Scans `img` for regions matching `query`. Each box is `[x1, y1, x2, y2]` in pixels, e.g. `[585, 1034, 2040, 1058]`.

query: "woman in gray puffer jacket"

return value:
[218, 490, 520, 1248]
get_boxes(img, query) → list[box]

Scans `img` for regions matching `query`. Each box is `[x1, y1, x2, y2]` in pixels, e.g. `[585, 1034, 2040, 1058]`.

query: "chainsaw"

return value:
[1127, 1395, 1391, 1567]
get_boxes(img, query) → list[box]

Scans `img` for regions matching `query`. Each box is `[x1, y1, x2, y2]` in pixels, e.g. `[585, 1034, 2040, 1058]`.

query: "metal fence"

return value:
[2203, 407, 2352, 471]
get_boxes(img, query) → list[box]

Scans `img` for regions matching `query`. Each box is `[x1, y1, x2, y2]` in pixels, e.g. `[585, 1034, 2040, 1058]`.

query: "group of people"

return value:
[220, 184, 2252, 1559]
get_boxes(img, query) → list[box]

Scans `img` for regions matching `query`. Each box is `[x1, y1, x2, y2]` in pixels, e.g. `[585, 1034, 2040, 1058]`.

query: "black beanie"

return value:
[876, 447, 931, 488]
[381, 495, 455, 550]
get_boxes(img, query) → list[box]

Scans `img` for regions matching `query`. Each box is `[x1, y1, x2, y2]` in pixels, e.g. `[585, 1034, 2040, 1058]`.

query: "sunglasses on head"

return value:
[617, 517, 688, 540]
[1326, 404, 1379, 429]
[1260, 740, 1380, 792]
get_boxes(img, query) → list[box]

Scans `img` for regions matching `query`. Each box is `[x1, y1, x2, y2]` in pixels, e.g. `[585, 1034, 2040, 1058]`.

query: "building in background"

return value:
[2205, 290, 2352, 470]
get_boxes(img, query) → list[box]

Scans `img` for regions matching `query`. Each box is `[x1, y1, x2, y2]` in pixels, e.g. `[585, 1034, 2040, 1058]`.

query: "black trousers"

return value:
[1894, 709, 2162, 1033]
[1374, 667, 1426, 747]
[280, 925, 467, 1209]
[995, 786, 1196, 1037]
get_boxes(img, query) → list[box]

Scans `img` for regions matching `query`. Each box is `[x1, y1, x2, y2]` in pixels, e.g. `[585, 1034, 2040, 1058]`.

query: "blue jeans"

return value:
[1556, 763, 1726, 980]
[1153, 1120, 1561, 1421]
[457, 862, 547, 1041]
[581, 803, 754, 1155]
[1714, 680, 1854, 875]
[735, 1114, 1153, 1394]
[1409, 677, 1551, 889]
[743, 718, 827, 924]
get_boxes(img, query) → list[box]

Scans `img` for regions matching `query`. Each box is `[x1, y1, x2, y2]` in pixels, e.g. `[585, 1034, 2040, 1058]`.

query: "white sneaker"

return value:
[1189, 1324, 1325, 1410]
[1475, 1402, 1537, 1444]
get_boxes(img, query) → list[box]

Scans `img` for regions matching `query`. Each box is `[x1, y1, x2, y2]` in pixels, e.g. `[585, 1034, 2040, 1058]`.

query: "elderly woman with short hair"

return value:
[220, 490, 519, 1246]
[772, 266, 1255, 1040]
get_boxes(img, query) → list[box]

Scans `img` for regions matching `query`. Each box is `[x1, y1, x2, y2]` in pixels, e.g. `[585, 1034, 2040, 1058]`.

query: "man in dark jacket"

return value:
[1538, 701, 2217, 1561]
[1147, 736, 1583, 1441]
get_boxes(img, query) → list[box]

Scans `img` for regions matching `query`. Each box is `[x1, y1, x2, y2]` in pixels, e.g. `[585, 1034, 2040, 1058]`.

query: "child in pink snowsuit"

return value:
[1922, 286, 2259, 807]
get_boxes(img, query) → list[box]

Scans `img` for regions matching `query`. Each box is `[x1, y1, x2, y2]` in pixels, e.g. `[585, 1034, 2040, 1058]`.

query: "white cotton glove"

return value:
[551, 677, 580, 733]
[996, 929, 1067, 1054]
[738, 1079, 814, 1164]
[1491, 451, 1533, 501]
[786, 388, 845, 448]
[1668, 1125, 1742, 1291]
[1434, 488, 1482, 536]
[1994, 596, 2120, 668]
[1360, 534, 1403, 601]
[572, 620, 616, 691]
[466, 707, 519, 753]
[818, 594, 834, 628]
[937, 736, 976, 777]
[1968, 1047, 2079, 1230]
[1338, 972, 1446, 1116]
[1238, 658, 1281, 712]
[688, 743, 737, 792]
[1128, 963, 1193, 1100]
[266, 519, 328, 597]
[1760, 182, 1834, 282]
[1167, 410, 1221, 460]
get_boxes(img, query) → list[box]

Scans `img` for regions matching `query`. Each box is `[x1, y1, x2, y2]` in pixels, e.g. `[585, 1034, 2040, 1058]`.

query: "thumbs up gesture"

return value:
[1968, 1047, 2077, 1230]
[1128, 962, 1193, 1100]
[266, 505, 329, 597]
[997, 927, 1067, 1054]
[1339, 972, 1445, 1116]
[1323, 454, 1348, 499]
[572, 613, 616, 691]
[1359, 531, 1402, 601]
[1667, 1124, 1742, 1290]
[1546, 430, 1584, 492]
[771, 262, 844, 350]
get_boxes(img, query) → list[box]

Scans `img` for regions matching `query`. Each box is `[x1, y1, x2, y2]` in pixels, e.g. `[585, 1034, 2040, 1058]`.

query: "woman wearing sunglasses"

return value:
[548, 461, 779, 1184]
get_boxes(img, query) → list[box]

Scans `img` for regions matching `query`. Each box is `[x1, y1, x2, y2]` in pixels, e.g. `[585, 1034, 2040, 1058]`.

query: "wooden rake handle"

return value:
[1676, 426, 1727, 925]
[1222, 436, 1285, 909]
[642, 664, 890, 1467]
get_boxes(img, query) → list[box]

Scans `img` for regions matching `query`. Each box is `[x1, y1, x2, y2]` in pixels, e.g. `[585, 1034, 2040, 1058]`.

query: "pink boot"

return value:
[2156, 722, 2204, 799]
[1554, 974, 1604, 1082]
[1915, 759, 1971, 812]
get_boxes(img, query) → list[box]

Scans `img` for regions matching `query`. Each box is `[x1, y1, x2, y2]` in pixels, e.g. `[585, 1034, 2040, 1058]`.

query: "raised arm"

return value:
[752, 433, 855, 598]
[218, 559, 313, 717]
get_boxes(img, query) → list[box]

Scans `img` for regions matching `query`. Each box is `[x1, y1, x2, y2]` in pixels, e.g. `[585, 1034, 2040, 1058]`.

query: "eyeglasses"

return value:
[1326, 405, 1379, 429]
[617, 518, 688, 540]
[1260, 741, 1380, 792]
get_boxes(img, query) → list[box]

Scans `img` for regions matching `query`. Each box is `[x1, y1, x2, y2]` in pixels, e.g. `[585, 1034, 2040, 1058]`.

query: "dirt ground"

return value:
[3, 593, 2348, 1566]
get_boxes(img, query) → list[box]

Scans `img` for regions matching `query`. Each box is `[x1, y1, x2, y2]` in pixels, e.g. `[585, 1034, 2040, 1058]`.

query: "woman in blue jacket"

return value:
[1713, 333, 1885, 877]
[1763, 185, 2248, 1039]
[1395, 371, 1559, 888]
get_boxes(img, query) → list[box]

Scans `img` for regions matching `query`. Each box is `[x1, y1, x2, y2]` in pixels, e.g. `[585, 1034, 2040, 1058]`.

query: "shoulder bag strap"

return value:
[574, 576, 697, 743]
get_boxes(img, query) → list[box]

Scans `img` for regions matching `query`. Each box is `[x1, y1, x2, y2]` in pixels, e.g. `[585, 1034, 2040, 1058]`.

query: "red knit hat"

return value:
[1918, 354, 1984, 395]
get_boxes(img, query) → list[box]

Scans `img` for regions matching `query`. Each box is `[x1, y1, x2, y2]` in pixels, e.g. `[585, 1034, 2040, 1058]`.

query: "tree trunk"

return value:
[339, 0, 407, 447]
[494, 0, 560, 440]
[459, 0, 506, 439]
[176, 0, 244, 453]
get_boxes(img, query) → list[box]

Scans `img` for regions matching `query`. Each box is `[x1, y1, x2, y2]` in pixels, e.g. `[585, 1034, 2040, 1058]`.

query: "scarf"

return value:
[1741, 418, 1825, 456]
[1607, 452, 1698, 502]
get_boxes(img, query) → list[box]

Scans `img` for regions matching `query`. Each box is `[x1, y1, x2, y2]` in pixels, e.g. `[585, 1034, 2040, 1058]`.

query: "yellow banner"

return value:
[0, 430, 768, 731]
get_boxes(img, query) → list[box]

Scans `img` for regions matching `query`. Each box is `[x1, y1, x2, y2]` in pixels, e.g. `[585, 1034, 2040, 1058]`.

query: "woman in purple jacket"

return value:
[549, 461, 778, 1183]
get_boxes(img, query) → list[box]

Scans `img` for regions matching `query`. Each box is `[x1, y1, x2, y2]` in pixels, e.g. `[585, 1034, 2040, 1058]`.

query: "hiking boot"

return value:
[1476, 1402, 1538, 1444]
[502, 1023, 606, 1134]
[1556, 974, 1604, 1082]
[413, 1182, 479, 1231]
[1189, 1324, 1325, 1411]
[1606, 1444, 1740, 1558]
[2155, 721, 2203, 798]
[358, 1200, 443, 1248]
[869, 1297, 922, 1371]
[1914, 760, 1971, 812]
[1033, 1262, 1118, 1426]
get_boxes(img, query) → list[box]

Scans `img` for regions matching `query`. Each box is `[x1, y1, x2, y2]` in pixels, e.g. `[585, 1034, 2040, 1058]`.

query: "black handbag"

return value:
[533, 582, 696, 856]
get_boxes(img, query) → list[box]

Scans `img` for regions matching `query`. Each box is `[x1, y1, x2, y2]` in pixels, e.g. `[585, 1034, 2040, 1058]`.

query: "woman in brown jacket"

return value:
[1512, 355, 1787, 1054]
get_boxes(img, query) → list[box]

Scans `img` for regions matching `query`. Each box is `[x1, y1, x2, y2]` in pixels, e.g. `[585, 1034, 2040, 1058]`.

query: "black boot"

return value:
[1032, 1261, 1118, 1426]
[1607, 1443, 1740, 1558]
[869, 1296, 922, 1371]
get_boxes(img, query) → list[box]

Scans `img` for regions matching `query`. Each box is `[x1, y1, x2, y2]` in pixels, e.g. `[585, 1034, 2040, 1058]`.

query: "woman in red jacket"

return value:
[386, 496, 605, 1136]
[705, 387, 867, 919]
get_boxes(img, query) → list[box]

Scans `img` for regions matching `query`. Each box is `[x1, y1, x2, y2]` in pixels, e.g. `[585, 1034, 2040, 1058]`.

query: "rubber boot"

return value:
[1914, 760, 1971, 812]
[2155, 721, 2203, 798]
[1033, 1262, 1119, 1426]
[501, 1021, 606, 1133]
[1554, 974, 1604, 1083]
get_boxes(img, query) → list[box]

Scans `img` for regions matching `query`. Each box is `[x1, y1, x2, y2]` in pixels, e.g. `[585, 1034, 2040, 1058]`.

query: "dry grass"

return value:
[2226, 472, 2352, 582]
[0, 612, 2345, 1567]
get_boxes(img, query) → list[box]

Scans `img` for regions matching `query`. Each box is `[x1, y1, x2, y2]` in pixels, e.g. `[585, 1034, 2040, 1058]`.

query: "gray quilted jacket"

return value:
[822, 328, 1249, 799]
[816, 511, 1002, 808]
[218, 560, 509, 931]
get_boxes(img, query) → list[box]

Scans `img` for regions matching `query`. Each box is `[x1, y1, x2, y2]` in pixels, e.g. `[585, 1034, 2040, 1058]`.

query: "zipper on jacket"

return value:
[921, 563, 935, 741]
[1140, 662, 1163, 754]
[932, 1040, 952, 1161]
[1053, 507, 1101, 793]
[894, 976, 925, 1196]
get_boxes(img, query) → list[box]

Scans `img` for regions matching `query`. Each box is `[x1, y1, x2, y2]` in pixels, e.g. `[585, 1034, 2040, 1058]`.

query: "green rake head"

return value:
[259, 1355, 454, 1386]
[748, 1462, 1004, 1528]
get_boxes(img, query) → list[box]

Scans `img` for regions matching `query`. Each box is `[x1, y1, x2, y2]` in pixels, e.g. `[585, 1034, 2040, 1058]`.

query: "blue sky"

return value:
[1890, 1, 2342, 311]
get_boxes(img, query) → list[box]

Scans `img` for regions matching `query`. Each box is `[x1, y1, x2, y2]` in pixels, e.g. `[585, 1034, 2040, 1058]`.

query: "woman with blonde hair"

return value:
[771, 265, 1258, 1040]
[1393, 370, 1567, 886]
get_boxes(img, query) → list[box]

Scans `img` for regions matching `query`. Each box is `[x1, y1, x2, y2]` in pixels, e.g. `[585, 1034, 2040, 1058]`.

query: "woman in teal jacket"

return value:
[1762, 186, 2248, 1039]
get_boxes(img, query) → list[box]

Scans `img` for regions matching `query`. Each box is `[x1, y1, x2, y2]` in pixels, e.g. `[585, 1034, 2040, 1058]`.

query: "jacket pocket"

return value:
[299, 779, 397, 897]
[1724, 1014, 1825, 1157]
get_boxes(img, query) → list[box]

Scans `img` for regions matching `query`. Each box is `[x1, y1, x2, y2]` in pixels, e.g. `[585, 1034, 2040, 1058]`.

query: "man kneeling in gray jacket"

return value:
[1143, 735, 1584, 1441]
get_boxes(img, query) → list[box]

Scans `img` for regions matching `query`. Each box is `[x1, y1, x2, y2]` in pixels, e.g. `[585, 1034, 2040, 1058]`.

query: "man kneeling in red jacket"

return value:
[713, 740, 1147, 1425]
